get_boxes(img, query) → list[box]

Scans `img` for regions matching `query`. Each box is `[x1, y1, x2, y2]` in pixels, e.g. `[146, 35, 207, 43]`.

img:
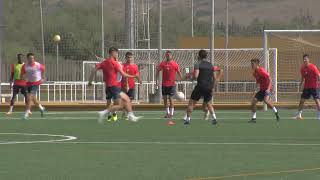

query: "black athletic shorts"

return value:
[12, 85, 27, 96]
[301, 88, 320, 99]
[190, 85, 213, 103]
[106, 86, 121, 100]
[255, 90, 271, 102]
[125, 88, 135, 100]
[162, 86, 176, 96]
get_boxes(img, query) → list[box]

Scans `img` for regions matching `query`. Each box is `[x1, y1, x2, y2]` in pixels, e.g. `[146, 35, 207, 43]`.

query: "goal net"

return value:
[264, 30, 320, 103]
[83, 48, 277, 103]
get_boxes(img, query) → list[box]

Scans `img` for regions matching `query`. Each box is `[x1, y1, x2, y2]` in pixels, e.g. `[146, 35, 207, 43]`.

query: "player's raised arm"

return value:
[155, 63, 162, 86]
[88, 64, 100, 86]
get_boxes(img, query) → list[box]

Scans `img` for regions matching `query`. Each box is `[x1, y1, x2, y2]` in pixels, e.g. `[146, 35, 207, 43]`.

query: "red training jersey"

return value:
[96, 57, 122, 87]
[253, 67, 271, 91]
[157, 60, 180, 87]
[121, 63, 139, 89]
[300, 63, 320, 89]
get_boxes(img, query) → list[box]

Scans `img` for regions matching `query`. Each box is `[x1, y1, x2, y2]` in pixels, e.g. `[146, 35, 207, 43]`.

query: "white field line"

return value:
[0, 133, 77, 145]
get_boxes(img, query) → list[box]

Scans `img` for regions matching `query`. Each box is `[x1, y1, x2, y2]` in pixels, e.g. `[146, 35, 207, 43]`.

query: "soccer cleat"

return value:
[167, 120, 176, 126]
[107, 115, 112, 121]
[183, 119, 190, 125]
[128, 115, 142, 122]
[275, 112, 280, 121]
[211, 119, 217, 125]
[111, 113, 118, 122]
[204, 111, 210, 121]
[294, 115, 303, 120]
[6, 111, 12, 115]
[98, 111, 105, 124]
[40, 107, 45, 118]
[164, 114, 172, 118]
[23, 113, 29, 120]
[248, 118, 257, 123]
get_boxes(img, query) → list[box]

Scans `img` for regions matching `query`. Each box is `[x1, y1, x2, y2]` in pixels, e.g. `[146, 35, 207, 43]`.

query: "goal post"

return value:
[263, 29, 320, 104]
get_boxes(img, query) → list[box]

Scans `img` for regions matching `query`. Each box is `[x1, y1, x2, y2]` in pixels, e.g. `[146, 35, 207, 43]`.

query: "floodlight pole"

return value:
[157, 0, 162, 103]
[39, 0, 45, 65]
[210, 0, 215, 65]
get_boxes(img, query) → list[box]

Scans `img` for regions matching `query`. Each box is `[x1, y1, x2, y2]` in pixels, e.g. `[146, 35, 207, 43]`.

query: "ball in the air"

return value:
[175, 91, 185, 101]
[53, 35, 61, 42]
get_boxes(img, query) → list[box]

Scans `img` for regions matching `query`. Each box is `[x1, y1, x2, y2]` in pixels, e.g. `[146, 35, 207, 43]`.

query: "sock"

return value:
[27, 110, 31, 114]
[252, 112, 257, 119]
[317, 111, 320, 120]
[272, 107, 278, 113]
[170, 108, 174, 116]
[297, 110, 303, 117]
[183, 114, 188, 120]
[100, 109, 109, 115]
[128, 112, 134, 117]
[8, 106, 13, 112]
[211, 111, 217, 119]
[166, 107, 170, 115]
[39, 104, 44, 110]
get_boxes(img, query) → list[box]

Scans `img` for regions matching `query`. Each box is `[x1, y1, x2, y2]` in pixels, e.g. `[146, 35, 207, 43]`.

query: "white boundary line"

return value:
[0, 133, 77, 145]
[54, 141, 320, 146]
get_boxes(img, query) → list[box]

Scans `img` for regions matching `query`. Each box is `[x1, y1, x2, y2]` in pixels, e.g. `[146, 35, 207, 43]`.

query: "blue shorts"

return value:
[162, 86, 176, 96]
[106, 86, 121, 100]
[27, 85, 39, 95]
[255, 90, 271, 102]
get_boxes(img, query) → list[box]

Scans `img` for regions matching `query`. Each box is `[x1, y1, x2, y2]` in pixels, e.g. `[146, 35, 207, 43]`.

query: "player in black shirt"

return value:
[183, 50, 221, 125]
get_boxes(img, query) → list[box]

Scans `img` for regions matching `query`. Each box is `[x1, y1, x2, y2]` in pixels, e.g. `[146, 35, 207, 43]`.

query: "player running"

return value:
[294, 54, 320, 120]
[156, 51, 182, 124]
[183, 50, 221, 125]
[21, 53, 46, 119]
[249, 58, 279, 123]
[88, 47, 142, 123]
[7, 54, 28, 115]
[121, 52, 142, 100]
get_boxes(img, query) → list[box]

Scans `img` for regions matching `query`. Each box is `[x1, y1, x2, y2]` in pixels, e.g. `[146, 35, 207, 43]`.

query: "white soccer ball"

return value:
[53, 35, 61, 42]
[175, 91, 185, 101]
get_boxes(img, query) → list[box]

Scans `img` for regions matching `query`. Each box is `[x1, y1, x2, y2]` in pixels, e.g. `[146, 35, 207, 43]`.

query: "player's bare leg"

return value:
[314, 99, 320, 120]
[249, 98, 258, 123]
[263, 96, 279, 121]
[167, 96, 175, 125]
[206, 102, 217, 125]
[98, 92, 142, 123]
[184, 99, 197, 125]
[202, 102, 210, 120]
[163, 95, 170, 118]
[295, 98, 306, 120]
[7, 93, 17, 115]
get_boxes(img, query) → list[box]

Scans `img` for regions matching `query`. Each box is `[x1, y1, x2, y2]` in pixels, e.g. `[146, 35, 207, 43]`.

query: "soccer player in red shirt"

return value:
[121, 52, 142, 100]
[156, 51, 182, 124]
[250, 58, 279, 123]
[21, 53, 46, 119]
[295, 54, 320, 120]
[88, 47, 142, 123]
[7, 54, 28, 115]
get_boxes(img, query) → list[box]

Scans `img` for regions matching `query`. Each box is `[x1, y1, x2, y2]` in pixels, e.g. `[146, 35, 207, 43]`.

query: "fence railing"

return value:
[0, 81, 302, 104]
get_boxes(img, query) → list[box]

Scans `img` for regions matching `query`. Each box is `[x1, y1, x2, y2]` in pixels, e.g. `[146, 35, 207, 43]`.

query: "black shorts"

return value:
[27, 85, 39, 95]
[190, 85, 212, 103]
[162, 86, 176, 96]
[255, 90, 271, 102]
[12, 85, 27, 96]
[106, 86, 121, 100]
[301, 88, 319, 99]
[125, 88, 135, 100]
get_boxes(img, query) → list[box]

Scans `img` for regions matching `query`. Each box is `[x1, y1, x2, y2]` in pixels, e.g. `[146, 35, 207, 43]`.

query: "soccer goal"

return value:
[264, 30, 320, 103]
[82, 48, 277, 104]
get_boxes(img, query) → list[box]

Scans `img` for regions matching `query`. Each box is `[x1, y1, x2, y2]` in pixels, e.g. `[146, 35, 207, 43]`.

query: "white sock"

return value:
[183, 114, 188, 120]
[27, 110, 31, 114]
[39, 104, 44, 110]
[128, 112, 134, 117]
[272, 107, 278, 113]
[252, 112, 257, 119]
[166, 107, 170, 115]
[9, 106, 13, 112]
[297, 110, 303, 117]
[100, 109, 109, 115]
[317, 111, 320, 120]
[170, 108, 174, 116]
[211, 111, 217, 119]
